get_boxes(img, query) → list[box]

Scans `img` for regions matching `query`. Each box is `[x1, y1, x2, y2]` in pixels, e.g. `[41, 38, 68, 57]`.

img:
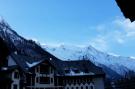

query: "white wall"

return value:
[65, 83, 95, 89]
[64, 77, 105, 89]
[11, 70, 20, 89]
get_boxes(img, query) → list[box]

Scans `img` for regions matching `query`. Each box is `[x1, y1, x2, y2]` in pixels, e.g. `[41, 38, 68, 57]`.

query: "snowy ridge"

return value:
[0, 20, 49, 70]
[0, 19, 24, 47]
[43, 44, 135, 77]
[26, 61, 42, 68]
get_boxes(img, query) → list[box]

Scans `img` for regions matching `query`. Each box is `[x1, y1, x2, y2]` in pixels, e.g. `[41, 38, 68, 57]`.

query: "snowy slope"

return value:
[0, 19, 49, 60]
[0, 19, 26, 51]
[43, 44, 135, 77]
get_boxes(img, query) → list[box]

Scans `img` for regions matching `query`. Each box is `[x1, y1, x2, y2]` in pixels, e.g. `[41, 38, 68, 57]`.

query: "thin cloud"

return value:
[90, 36, 109, 52]
[114, 19, 135, 37]
[89, 18, 135, 53]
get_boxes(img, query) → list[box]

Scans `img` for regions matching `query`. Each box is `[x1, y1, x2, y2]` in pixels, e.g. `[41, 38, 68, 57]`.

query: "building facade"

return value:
[8, 54, 105, 89]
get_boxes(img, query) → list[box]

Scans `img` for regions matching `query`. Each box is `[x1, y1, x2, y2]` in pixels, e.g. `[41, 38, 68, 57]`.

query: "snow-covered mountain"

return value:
[43, 44, 135, 79]
[0, 19, 49, 59]
[1, 19, 135, 80]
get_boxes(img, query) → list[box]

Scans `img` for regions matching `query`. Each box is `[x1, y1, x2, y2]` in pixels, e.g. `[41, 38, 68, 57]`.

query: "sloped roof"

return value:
[9, 51, 64, 73]
[10, 53, 43, 72]
[10, 52, 105, 76]
[62, 60, 105, 76]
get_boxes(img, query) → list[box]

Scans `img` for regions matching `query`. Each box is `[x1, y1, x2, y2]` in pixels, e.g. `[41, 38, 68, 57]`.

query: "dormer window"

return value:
[73, 68, 80, 73]
[84, 69, 89, 73]
[64, 69, 70, 74]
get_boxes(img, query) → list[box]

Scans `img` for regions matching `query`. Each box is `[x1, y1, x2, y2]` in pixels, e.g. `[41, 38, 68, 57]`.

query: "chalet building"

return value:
[0, 20, 105, 89]
[4, 52, 105, 89]
[0, 36, 105, 89]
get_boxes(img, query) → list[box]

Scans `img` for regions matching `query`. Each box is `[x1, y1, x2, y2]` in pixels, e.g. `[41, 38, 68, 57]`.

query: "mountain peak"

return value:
[0, 19, 21, 39]
[0, 17, 10, 28]
[43, 44, 135, 77]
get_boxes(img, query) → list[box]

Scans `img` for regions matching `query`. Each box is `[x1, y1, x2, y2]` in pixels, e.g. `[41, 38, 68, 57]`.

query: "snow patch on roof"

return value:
[26, 61, 42, 68]
[1, 67, 8, 71]
[65, 70, 95, 76]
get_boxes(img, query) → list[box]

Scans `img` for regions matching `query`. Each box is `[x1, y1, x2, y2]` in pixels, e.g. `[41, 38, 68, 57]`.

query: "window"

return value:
[65, 69, 70, 73]
[50, 67, 53, 73]
[81, 87, 83, 89]
[73, 69, 80, 73]
[76, 87, 79, 89]
[84, 69, 89, 73]
[13, 84, 17, 89]
[40, 64, 50, 74]
[91, 86, 94, 89]
[51, 78, 53, 83]
[36, 77, 39, 83]
[71, 87, 74, 89]
[40, 77, 50, 84]
[86, 86, 88, 89]
[35, 66, 39, 73]
[14, 71, 19, 79]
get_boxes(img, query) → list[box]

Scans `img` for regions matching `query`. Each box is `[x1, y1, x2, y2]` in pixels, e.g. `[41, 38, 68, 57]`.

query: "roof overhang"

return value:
[115, 0, 135, 22]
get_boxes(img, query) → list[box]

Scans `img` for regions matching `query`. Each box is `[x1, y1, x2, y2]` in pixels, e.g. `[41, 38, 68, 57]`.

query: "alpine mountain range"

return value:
[0, 19, 135, 80]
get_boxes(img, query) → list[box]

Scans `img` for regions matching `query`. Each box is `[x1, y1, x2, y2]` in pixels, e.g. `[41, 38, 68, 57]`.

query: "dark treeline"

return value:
[105, 71, 135, 89]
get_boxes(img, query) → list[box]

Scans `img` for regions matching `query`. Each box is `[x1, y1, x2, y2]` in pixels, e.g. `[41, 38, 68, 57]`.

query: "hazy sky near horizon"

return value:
[1, 0, 135, 57]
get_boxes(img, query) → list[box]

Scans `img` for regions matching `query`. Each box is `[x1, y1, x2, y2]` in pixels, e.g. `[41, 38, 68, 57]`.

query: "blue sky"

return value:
[0, 0, 135, 57]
